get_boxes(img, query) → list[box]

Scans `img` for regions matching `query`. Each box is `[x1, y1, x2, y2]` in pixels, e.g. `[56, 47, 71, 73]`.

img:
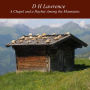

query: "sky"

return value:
[0, 19, 90, 28]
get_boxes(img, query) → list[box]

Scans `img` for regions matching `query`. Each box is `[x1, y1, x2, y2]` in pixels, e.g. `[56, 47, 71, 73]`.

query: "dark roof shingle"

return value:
[6, 32, 88, 47]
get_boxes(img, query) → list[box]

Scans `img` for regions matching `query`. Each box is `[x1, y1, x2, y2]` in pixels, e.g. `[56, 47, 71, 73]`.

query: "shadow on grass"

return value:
[74, 64, 90, 71]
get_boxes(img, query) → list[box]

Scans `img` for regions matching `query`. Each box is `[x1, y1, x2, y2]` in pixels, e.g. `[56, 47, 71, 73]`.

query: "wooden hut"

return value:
[6, 33, 88, 72]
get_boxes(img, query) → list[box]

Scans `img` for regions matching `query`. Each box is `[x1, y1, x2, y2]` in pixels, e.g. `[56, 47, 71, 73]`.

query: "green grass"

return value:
[0, 58, 90, 90]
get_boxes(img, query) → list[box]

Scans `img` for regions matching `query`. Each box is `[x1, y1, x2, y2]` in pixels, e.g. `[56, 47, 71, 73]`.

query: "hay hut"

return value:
[6, 33, 88, 72]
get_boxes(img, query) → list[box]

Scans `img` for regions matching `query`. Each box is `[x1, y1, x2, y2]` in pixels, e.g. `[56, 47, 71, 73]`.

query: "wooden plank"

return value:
[18, 59, 46, 62]
[18, 63, 46, 66]
[16, 56, 50, 72]
[17, 56, 47, 61]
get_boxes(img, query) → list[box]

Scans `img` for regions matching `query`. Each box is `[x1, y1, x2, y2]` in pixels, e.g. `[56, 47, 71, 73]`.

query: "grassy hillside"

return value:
[0, 58, 90, 90]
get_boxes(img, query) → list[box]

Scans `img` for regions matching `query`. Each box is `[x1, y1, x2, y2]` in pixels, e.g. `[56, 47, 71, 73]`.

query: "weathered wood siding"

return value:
[13, 46, 50, 72]
[16, 56, 50, 72]
[13, 43, 75, 72]
[50, 47, 75, 71]
[63, 47, 74, 71]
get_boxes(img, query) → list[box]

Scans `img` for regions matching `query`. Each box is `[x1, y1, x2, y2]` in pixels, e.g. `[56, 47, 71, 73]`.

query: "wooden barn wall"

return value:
[13, 43, 75, 72]
[13, 45, 49, 56]
[50, 47, 75, 71]
[13, 46, 50, 72]
[16, 56, 50, 72]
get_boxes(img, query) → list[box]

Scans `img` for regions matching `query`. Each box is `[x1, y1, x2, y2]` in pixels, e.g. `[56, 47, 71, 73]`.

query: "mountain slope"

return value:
[0, 24, 31, 75]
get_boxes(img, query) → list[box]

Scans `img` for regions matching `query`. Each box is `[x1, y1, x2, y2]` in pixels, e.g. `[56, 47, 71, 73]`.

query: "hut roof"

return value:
[6, 33, 88, 47]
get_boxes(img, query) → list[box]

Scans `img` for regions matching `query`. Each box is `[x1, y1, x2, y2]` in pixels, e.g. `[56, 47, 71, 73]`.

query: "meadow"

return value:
[0, 58, 90, 90]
